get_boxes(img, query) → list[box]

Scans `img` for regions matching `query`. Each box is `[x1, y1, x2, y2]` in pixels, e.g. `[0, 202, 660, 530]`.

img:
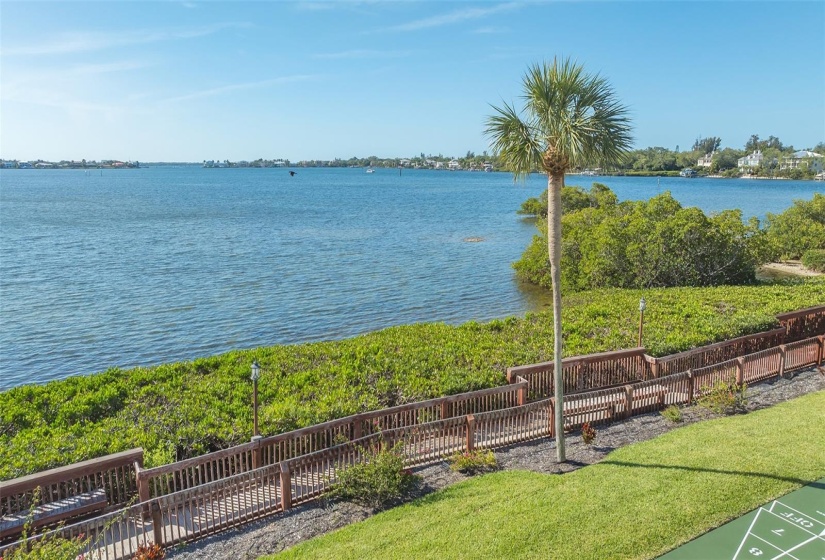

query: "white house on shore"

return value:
[737, 150, 764, 172]
[448, 159, 461, 170]
[780, 150, 824, 173]
[697, 152, 714, 168]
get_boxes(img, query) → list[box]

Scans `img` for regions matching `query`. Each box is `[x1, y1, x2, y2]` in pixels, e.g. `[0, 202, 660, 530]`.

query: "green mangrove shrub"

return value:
[448, 449, 498, 475]
[698, 380, 748, 415]
[327, 442, 419, 510]
[514, 186, 765, 291]
[802, 249, 825, 272]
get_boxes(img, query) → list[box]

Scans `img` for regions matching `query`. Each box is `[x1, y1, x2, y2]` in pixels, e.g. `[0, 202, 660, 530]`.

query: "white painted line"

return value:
[769, 533, 822, 559]
[735, 509, 769, 560]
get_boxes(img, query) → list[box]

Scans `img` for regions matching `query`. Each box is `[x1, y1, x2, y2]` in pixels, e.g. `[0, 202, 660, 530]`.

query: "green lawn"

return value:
[271, 390, 825, 560]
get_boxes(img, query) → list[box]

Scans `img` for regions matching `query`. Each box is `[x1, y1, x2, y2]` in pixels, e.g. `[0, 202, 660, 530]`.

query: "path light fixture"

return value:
[638, 297, 647, 348]
[251, 360, 261, 438]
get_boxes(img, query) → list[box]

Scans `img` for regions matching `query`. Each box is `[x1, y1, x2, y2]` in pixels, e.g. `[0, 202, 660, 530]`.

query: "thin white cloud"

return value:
[2, 85, 127, 115]
[159, 75, 319, 104]
[313, 49, 415, 60]
[473, 26, 510, 34]
[2, 60, 153, 105]
[295, 0, 383, 11]
[386, 3, 520, 32]
[1, 22, 251, 56]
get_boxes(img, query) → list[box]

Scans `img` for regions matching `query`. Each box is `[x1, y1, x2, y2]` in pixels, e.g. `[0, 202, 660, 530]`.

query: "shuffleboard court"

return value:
[659, 478, 825, 560]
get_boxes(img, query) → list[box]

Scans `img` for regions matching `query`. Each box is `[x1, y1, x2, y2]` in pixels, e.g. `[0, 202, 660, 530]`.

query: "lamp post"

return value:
[638, 297, 646, 348]
[250, 360, 261, 438]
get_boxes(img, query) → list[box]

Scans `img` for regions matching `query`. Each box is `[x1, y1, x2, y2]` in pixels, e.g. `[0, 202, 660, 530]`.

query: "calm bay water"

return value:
[0, 167, 821, 389]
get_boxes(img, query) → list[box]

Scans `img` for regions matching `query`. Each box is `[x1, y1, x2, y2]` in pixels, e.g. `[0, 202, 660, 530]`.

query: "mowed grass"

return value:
[271, 390, 825, 560]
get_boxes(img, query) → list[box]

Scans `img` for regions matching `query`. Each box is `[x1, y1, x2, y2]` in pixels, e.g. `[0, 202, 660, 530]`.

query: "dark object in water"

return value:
[289, 171, 296, 176]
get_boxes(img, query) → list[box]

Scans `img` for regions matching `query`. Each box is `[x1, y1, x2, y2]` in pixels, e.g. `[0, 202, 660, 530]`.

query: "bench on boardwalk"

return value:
[0, 488, 107, 540]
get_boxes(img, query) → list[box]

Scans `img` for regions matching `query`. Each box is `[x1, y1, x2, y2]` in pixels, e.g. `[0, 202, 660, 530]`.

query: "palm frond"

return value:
[486, 57, 633, 175]
[484, 101, 543, 180]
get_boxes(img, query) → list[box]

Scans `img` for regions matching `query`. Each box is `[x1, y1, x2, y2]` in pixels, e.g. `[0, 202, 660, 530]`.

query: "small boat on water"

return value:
[679, 168, 697, 178]
[366, 168, 375, 174]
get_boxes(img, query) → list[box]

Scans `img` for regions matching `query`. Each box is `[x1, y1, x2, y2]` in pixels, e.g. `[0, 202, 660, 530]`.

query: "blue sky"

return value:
[1, 1, 823, 162]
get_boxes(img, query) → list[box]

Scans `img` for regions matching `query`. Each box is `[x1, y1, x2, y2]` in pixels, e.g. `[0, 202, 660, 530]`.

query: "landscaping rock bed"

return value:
[168, 367, 825, 560]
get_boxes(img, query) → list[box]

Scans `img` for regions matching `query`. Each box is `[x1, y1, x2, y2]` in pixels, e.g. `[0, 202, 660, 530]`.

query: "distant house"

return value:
[780, 150, 824, 173]
[448, 159, 461, 170]
[35, 162, 54, 168]
[737, 150, 764, 172]
[399, 159, 411, 167]
[697, 152, 715, 168]
[435, 161, 444, 169]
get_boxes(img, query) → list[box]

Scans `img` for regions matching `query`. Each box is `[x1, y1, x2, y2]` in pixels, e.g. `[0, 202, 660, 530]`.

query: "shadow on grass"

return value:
[601, 460, 824, 489]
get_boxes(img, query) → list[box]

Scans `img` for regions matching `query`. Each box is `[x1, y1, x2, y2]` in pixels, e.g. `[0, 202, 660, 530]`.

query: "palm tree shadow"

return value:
[601, 460, 824, 489]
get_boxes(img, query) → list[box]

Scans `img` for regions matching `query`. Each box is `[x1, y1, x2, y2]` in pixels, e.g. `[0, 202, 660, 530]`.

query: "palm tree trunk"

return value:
[548, 172, 565, 462]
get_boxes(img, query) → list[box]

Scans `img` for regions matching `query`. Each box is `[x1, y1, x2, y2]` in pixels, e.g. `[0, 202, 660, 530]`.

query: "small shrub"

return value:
[327, 442, 419, 510]
[448, 449, 498, 475]
[581, 422, 596, 445]
[132, 543, 165, 560]
[698, 380, 748, 415]
[661, 405, 683, 423]
[801, 249, 825, 273]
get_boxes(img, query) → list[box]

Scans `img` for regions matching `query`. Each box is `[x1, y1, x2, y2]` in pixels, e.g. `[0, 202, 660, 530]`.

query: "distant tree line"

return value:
[617, 135, 825, 179]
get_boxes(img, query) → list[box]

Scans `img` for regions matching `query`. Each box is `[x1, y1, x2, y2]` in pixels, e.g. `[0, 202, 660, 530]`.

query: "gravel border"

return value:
[168, 367, 825, 560]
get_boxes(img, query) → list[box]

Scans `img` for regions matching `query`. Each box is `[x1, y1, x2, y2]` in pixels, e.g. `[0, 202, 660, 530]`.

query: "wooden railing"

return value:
[648, 328, 787, 378]
[254, 380, 526, 467]
[506, 347, 649, 400]
[0, 449, 142, 518]
[777, 305, 825, 342]
[136, 380, 528, 499]
[137, 442, 257, 500]
[4, 334, 823, 560]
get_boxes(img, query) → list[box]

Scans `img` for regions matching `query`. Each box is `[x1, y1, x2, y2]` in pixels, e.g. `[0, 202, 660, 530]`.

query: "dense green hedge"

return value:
[802, 249, 825, 272]
[764, 193, 825, 260]
[1, 281, 823, 480]
[514, 186, 766, 290]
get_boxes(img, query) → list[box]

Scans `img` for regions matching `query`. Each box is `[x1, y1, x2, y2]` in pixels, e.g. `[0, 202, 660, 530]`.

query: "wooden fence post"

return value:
[624, 385, 634, 419]
[517, 384, 527, 406]
[134, 455, 153, 522]
[466, 415, 475, 453]
[441, 400, 451, 420]
[251, 436, 262, 469]
[279, 462, 292, 512]
[818, 336, 825, 367]
[548, 399, 555, 437]
[352, 418, 362, 440]
[150, 501, 164, 546]
[686, 370, 694, 404]
[778, 345, 787, 378]
[735, 357, 744, 386]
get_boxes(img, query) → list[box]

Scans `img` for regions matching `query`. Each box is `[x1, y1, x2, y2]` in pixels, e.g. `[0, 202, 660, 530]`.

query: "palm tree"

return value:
[485, 58, 632, 462]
